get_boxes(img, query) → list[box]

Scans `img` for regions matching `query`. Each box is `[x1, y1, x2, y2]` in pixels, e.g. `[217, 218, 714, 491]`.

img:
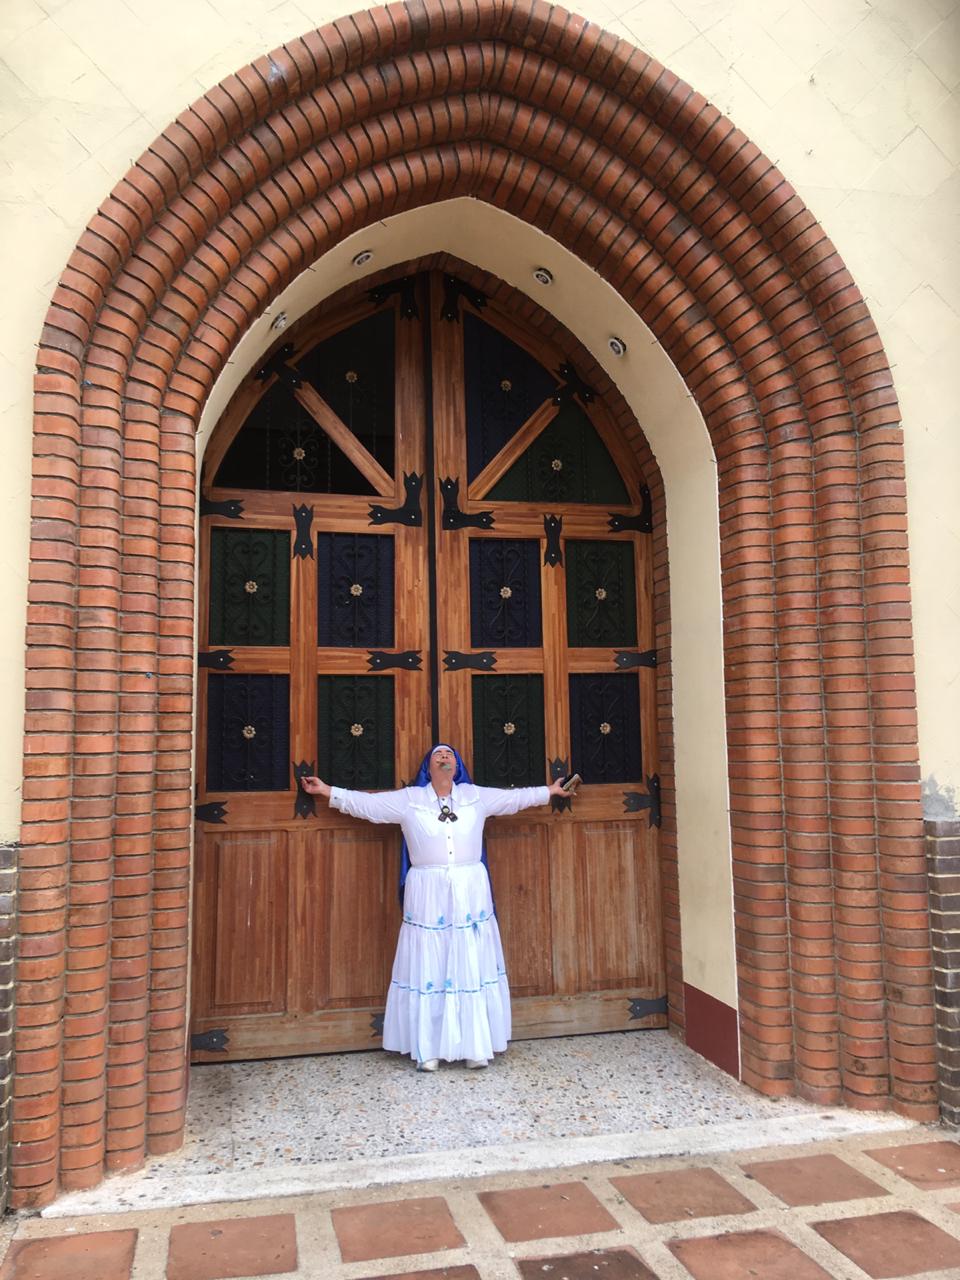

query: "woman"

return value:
[301, 746, 567, 1070]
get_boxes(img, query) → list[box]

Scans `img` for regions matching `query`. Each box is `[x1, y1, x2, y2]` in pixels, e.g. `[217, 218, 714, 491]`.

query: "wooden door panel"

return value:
[318, 828, 399, 1009]
[575, 821, 661, 992]
[486, 822, 554, 997]
[194, 830, 288, 1019]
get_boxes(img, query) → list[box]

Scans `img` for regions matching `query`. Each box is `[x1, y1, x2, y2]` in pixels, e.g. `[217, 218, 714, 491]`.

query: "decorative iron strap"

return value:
[198, 650, 234, 670]
[608, 486, 653, 533]
[550, 756, 572, 814]
[367, 651, 422, 670]
[440, 477, 494, 530]
[444, 651, 497, 671]
[368, 275, 419, 319]
[441, 274, 488, 321]
[200, 496, 244, 519]
[623, 775, 662, 827]
[195, 801, 228, 824]
[191, 1029, 229, 1052]
[552, 360, 595, 405]
[292, 761, 317, 819]
[614, 650, 657, 669]
[628, 995, 668, 1019]
[370, 1011, 385, 1036]
[543, 514, 563, 566]
[369, 472, 423, 526]
[256, 341, 302, 388]
[292, 504, 314, 558]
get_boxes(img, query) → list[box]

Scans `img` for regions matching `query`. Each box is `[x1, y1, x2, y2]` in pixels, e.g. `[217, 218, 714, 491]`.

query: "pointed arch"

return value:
[18, 0, 933, 1208]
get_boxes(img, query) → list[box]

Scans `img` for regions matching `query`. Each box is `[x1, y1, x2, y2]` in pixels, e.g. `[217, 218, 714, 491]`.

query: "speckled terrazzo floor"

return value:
[44, 1031, 916, 1217]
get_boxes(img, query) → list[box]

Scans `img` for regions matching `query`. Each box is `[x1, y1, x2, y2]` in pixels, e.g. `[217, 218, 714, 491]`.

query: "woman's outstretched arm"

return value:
[301, 776, 408, 824]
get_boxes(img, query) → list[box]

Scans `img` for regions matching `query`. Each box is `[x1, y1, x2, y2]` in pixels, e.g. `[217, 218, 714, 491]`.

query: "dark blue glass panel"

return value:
[206, 675, 290, 791]
[317, 533, 394, 648]
[469, 539, 542, 648]
[464, 312, 557, 481]
[569, 673, 642, 784]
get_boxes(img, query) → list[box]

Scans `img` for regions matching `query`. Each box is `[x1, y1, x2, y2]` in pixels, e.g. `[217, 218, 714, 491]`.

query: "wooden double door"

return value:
[191, 272, 665, 1061]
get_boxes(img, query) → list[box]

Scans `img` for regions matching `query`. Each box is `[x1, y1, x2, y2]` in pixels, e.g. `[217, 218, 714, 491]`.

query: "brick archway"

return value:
[17, 0, 935, 1209]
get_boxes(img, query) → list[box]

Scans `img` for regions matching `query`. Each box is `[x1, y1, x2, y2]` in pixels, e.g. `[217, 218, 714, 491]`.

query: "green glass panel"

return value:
[209, 529, 290, 646]
[487, 402, 629, 504]
[317, 676, 395, 789]
[471, 675, 545, 787]
[565, 541, 637, 648]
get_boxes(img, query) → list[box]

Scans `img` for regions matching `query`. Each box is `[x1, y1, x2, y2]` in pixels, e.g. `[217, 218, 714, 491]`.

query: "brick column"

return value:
[927, 818, 960, 1127]
[0, 841, 18, 1212]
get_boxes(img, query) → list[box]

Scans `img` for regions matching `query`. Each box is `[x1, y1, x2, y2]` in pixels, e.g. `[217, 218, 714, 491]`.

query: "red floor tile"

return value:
[740, 1152, 888, 1206]
[865, 1141, 960, 1190]
[478, 1182, 619, 1242]
[668, 1227, 833, 1280]
[813, 1209, 960, 1278]
[357, 1269, 479, 1280]
[516, 1247, 657, 1278]
[611, 1166, 755, 1223]
[165, 1214, 297, 1280]
[332, 1196, 465, 1264]
[0, 1229, 137, 1280]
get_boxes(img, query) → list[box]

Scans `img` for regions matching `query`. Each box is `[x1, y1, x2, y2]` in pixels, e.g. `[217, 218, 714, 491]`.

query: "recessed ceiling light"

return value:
[533, 267, 554, 285]
[352, 250, 374, 267]
[608, 336, 627, 357]
[270, 312, 288, 331]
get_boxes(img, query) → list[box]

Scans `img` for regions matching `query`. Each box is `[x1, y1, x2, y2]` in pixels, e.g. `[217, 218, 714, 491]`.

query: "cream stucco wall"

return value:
[1, 3, 958, 1015]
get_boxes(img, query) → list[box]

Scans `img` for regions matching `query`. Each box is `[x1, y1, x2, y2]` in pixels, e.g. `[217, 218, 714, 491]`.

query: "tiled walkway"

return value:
[4, 1128, 960, 1278]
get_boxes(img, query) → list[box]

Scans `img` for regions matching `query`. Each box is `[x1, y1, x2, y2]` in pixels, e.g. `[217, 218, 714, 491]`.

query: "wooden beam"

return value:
[294, 382, 394, 497]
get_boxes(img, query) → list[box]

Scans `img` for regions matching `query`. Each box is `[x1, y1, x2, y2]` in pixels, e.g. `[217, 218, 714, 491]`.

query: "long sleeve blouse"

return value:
[328, 782, 550, 869]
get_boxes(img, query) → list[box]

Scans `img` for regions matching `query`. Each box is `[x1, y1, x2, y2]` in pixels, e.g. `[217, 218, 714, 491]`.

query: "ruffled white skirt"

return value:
[382, 861, 511, 1063]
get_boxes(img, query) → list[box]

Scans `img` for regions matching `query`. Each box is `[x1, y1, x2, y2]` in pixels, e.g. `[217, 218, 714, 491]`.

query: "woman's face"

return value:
[429, 747, 456, 785]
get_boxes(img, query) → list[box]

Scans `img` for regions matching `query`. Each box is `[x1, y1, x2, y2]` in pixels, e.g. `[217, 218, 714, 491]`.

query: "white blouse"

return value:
[329, 782, 550, 869]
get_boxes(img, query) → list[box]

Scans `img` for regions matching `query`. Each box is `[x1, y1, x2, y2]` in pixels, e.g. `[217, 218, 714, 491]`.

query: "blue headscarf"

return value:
[398, 744, 493, 907]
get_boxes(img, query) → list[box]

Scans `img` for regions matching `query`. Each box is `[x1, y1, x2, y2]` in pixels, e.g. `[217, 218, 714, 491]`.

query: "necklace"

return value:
[434, 789, 458, 823]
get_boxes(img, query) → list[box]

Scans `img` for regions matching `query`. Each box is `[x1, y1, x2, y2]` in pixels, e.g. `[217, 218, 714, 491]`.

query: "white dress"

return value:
[329, 780, 549, 1063]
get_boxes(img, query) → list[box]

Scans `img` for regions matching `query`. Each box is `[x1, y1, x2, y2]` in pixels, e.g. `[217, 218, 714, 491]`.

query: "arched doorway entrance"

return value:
[191, 271, 665, 1061]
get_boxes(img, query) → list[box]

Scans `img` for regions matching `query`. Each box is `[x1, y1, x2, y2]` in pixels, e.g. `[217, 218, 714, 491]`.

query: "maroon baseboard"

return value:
[684, 982, 739, 1079]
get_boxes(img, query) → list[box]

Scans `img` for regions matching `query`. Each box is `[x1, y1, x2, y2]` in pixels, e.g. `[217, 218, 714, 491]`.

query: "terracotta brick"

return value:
[740, 1153, 887, 1206]
[166, 1214, 297, 1280]
[332, 1197, 464, 1264]
[668, 1227, 832, 1279]
[814, 1210, 960, 1278]
[611, 1167, 755, 1222]
[478, 1182, 618, 1242]
[0, 1228, 136, 1280]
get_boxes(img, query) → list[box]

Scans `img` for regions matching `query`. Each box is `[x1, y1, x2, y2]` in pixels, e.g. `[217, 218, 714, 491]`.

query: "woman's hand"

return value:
[547, 778, 568, 797]
[300, 776, 331, 797]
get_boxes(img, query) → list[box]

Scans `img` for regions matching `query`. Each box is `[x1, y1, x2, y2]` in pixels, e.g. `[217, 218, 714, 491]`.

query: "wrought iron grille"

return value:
[213, 380, 377, 494]
[463, 313, 557, 481]
[487, 401, 629, 504]
[317, 676, 395, 789]
[295, 310, 396, 479]
[569, 673, 642, 783]
[471, 675, 545, 787]
[469, 539, 542, 648]
[565, 540, 638, 648]
[317, 533, 395, 648]
[206, 674, 291, 791]
[209, 528, 291, 646]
